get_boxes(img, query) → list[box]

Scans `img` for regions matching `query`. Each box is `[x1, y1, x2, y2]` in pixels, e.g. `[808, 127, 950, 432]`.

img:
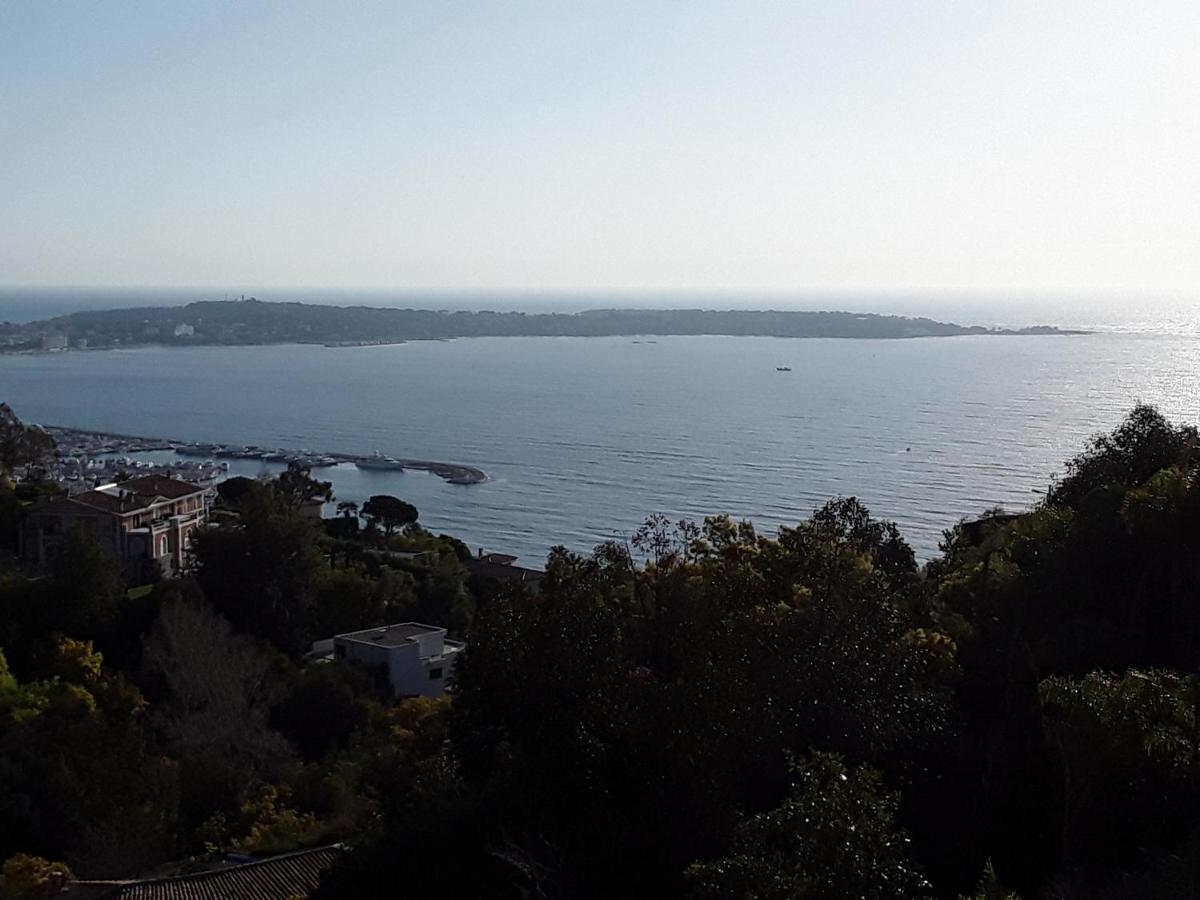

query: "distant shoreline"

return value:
[0, 299, 1089, 354]
[0, 330, 1093, 358]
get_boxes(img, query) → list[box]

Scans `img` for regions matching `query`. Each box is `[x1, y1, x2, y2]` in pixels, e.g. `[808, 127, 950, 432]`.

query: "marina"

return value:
[42, 425, 489, 489]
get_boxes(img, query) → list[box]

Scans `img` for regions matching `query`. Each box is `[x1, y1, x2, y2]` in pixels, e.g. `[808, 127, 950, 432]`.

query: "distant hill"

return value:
[0, 298, 1084, 351]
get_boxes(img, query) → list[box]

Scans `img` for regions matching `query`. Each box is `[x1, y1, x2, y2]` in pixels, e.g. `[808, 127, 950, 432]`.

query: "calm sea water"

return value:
[1, 332, 1197, 562]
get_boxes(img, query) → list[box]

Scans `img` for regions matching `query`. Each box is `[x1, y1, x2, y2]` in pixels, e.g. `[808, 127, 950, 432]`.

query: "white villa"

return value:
[321, 622, 464, 698]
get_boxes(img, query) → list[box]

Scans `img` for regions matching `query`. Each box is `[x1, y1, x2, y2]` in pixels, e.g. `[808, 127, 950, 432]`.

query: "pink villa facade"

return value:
[21, 475, 209, 582]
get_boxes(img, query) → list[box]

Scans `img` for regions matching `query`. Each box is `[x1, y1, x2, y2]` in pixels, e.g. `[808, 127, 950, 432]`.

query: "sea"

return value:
[1, 288, 1198, 563]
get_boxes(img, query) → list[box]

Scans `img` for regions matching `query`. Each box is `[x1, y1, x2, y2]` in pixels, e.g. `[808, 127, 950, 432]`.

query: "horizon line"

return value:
[2, 285, 1198, 298]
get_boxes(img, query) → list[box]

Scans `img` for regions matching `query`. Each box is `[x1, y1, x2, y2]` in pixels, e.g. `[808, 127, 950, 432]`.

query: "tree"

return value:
[0, 854, 72, 899]
[215, 475, 261, 507]
[271, 662, 376, 761]
[0, 526, 126, 679]
[194, 784, 319, 856]
[810, 496, 916, 584]
[275, 462, 333, 508]
[360, 495, 418, 536]
[0, 404, 54, 478]
[0, 644, 177, 876]
[190, 490, 328, 656]
[686, 753, 929, 899]
[310, 568, 388, 640]
[446, 507, 953, 897]
[326, 501, 361, 540]
[931, 405, 1200, 674]
[1047, 403, 1197, 509]
[141, 595, 293, 835]
[1040, 670, 1200, 872]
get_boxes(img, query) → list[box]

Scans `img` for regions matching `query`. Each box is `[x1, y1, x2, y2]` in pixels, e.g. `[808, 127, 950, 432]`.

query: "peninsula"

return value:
[0, 298, 1083, 352]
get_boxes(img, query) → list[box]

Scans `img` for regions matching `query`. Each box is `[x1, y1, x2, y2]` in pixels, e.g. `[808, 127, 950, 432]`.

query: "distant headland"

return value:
[0, 298, 1086, 352]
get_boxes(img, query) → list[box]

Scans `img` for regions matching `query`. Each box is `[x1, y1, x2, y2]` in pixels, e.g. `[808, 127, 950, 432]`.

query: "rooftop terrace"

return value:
[336, 622, 444, 648]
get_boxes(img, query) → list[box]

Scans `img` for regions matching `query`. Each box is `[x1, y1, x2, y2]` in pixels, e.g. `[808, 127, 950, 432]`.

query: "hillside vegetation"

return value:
[0, 404, 1197, 899]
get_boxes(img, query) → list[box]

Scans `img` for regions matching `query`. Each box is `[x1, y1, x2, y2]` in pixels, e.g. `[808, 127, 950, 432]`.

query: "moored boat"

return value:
[355, 453, 406, 471]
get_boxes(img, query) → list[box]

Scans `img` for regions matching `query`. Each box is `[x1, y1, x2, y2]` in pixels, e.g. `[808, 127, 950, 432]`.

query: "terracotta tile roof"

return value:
[71, 490, 144, 514]
[117, 475, 204, 500]
[27, 476, 203, 520]
[84, 845, 344, 899]
[27, 496, 116, 516]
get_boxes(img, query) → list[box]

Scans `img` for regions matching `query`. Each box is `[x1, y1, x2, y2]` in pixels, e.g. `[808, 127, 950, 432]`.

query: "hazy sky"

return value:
[2, 1, 1198, 293]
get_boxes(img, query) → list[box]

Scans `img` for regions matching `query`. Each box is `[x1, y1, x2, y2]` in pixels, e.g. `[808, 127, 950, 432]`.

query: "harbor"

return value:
[42, 425, 489, 491]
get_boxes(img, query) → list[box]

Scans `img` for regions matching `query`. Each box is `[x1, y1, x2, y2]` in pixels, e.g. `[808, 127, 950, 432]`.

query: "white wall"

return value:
[336, 631, 461, 698]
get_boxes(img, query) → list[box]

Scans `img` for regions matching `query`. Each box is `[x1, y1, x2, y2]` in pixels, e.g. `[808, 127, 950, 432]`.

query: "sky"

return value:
[2, 1, 1198, 295]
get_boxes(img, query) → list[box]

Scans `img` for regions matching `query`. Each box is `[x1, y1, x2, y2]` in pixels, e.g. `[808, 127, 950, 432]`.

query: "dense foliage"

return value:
[0, 404, 53, 478]
[1, 402, 1198, 899]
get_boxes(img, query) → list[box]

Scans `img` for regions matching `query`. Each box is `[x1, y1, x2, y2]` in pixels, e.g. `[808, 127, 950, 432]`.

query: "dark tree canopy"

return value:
[445, 503, 952, 897]
[810, 495, 917, 582]
[0, 404, 55, 476]
[275, 462, 333, 508]
[215, 475, 261, 506]
[686, 753, 929, 899]
[2, 403, 1199, 900]
[360, 495, 418, 536]
[1047, 402, 1197, 509]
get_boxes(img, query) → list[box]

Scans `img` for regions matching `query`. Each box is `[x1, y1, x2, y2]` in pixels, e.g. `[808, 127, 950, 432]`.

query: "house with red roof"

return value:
[20, 474, 209, 582]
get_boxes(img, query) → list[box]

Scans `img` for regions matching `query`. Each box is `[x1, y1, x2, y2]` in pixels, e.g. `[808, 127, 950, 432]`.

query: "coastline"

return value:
[0, 300, 1094, 355]
[44, 425, 489, 486]
[0, 328, 1092, 357]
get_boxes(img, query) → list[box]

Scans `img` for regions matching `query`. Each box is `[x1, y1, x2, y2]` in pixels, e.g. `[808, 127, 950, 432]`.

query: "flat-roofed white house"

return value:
[331, 622, 464, 698]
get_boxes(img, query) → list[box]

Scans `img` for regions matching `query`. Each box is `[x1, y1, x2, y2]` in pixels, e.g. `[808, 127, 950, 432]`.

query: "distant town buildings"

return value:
[314, 622, 464, 698]
[20, 474, 210, 582]
[173, 323, 195, 337]
[40, 333, 68, 351]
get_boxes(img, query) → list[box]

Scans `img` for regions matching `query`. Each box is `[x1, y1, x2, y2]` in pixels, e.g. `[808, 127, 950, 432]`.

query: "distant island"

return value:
[0, 298, 1085, 352]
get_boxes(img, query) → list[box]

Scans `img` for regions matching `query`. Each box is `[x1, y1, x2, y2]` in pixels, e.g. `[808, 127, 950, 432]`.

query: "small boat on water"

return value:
[355, 452, 406, 471]
[776, 366, 792, 372]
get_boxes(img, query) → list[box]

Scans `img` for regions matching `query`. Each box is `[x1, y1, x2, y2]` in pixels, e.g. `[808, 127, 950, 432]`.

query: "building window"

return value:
[159, 535, 169, 556]
[428, 667, 443, 680]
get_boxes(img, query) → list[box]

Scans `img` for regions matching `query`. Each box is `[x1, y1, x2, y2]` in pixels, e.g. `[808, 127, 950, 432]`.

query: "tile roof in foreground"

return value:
[115, 475, 206, 500]
[77, 845, 344, 900]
